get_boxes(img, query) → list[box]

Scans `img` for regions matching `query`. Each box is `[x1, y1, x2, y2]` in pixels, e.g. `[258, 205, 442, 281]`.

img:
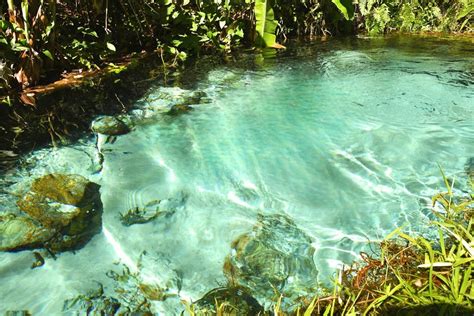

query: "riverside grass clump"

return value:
[186, 171, 474, 315]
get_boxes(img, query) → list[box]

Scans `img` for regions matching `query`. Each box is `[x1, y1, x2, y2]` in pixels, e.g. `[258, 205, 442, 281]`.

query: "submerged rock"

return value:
[165, 88, 206, 117]
[91, 116, 130, 136]
[18, 193, 83, 229]
[184, 90, 208, 105]
[167, 103, 193, 116]
[120, 207, 160, 226]
[0, 214, 53, 251]
[193, 287, 264, 315]
[31, 173, 99, 206]
[15, 173, 102, 251]
[4, 311, 32, 316]
[224, 214, 318, 309]
[31, 251, 45, 269]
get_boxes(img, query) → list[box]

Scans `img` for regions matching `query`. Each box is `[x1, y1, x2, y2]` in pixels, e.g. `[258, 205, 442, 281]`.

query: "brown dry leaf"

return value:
[15, 68, 29, 87]
[414, 279, 423, 288]
[20, 92, 36, 106]
[270, 43, 286, 49]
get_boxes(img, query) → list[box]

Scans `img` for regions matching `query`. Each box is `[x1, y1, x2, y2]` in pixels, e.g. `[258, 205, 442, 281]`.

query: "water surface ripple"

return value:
[0, 37, 473, 314]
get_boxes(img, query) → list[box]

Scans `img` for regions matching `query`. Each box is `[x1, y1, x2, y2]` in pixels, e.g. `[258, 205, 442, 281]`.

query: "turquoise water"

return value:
[0, 37, 473, 314]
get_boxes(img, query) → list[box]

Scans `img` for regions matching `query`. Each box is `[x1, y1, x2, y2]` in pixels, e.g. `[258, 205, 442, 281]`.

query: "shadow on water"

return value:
[0, 52, 259, 171]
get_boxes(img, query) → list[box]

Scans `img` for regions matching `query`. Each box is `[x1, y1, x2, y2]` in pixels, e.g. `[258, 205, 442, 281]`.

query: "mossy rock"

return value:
[0, 214, 53, 251]
[15, 173, 103, 252]
[193, 287, 264, 315]
[30, 173, 100, 206]
[17, 193, 82, 229]
[224, 214, 318, 310]
[167, 104, 193, 116]
[91, 116, 130, 136]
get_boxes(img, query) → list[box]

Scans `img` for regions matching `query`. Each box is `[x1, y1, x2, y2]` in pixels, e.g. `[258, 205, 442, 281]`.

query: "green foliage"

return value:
[332, 0, 355, 20]
[0, 0, 57, 87]
[357, 0, 474, 34]
[0, 0, 472, 92]
[0, 0, 254, 89]
[367, 3, 391, 34]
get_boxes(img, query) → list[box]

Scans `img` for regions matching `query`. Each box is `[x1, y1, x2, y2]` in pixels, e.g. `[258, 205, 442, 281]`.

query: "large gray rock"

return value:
[15, 173, 102, 251]
[224, 214, 318, 309]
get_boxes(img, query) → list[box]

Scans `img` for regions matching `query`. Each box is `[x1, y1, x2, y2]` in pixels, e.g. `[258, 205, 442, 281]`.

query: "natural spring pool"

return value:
[0, 36, 473, 314]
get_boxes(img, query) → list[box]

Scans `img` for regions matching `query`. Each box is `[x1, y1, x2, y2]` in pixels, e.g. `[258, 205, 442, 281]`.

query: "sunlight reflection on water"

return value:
[0, 37, 473, 314]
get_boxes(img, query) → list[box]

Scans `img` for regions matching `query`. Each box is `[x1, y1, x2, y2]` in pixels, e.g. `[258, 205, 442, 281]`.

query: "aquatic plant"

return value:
[119, 206, 162, 226]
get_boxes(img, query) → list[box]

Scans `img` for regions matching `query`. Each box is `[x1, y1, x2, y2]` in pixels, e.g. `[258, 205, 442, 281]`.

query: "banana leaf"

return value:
[331, 0, 355, 20]
[254, 0, 278, 47]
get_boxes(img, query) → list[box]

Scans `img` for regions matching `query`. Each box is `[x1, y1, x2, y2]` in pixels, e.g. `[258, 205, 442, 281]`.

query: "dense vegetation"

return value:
[1, 0, 472, 95]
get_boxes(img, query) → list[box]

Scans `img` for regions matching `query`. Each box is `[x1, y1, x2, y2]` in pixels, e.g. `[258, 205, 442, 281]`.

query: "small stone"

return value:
[91, 116, 130, 136]
[193, 287, 263, 315]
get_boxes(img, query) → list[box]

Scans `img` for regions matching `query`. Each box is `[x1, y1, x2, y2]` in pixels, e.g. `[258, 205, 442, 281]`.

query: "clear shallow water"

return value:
[1, 37, 473, 314]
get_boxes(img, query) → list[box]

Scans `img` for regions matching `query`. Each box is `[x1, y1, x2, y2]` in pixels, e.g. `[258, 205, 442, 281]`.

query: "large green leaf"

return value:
[331, 0, 355, 20]
[254, 0, 278, 47]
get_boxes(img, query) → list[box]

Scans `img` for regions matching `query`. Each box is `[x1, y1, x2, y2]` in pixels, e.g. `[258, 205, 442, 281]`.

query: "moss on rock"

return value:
[0, 214, 53, 251]
[30, 173, 100, 206]
[11, 173, 103, 252]
[167, 104, 193, 116]
[91, 116, 130, 136]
